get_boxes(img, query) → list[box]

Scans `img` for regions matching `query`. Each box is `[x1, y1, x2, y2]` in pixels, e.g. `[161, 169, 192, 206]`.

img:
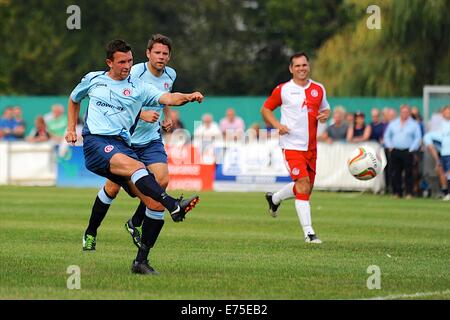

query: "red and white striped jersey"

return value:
[263, 79, 330, 151]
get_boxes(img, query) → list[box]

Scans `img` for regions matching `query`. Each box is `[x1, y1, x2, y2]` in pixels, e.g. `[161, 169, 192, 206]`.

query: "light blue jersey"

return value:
[423, 120, 450, 156]
[70, 71, 164, 145]
[130, 63, 177, 145]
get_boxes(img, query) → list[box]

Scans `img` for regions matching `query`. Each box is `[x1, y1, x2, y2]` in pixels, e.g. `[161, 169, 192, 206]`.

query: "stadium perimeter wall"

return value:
[0, 140, 386, 193]
[0, 96, 424, 136]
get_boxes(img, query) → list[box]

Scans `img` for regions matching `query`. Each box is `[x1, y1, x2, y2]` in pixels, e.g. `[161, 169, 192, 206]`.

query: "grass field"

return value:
[0, 186, 449, 300]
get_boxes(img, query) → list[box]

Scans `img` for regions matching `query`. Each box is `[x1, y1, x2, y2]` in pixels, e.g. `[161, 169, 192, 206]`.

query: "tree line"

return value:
[0, 0, 448, 96]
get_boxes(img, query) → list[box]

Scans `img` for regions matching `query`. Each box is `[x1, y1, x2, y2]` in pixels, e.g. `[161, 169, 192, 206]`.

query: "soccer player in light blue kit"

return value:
[65, 39, 203, 275]
[82, 35, 178, 257]
[423, 105, 450, 201]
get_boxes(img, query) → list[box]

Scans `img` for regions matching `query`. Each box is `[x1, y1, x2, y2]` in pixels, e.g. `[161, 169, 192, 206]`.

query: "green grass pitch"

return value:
[0, 186, 449, 300]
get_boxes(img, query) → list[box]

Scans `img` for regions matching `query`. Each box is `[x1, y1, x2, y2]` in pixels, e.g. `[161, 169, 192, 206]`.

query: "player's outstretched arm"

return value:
[65, 98, 80, 145]
[159, 92, 203, 106]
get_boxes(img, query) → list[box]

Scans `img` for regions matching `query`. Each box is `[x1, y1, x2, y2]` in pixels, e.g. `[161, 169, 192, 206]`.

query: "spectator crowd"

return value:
[2, 103, 449, 200]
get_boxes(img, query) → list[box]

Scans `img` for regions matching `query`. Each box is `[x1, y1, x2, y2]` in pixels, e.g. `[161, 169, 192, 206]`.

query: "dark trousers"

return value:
[390, 149, 414, 197]
[384, 148, 392, 193]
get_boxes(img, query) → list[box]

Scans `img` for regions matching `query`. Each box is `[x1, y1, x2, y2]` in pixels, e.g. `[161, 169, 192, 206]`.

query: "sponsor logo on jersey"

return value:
[123, 88, 132, 96]
[95, 83, 107, 88]
[104, 145, 114, 153]
[96, 101, 124, 111]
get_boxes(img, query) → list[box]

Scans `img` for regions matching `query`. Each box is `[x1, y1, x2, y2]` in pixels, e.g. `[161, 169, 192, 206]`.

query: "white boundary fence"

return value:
[0, 141, 56, 186]
[0, 141, 386, 192]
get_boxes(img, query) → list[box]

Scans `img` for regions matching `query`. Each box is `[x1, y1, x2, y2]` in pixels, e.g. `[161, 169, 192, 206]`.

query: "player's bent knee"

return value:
[295, 178, 311, 195]
[104, 182, 121, 198]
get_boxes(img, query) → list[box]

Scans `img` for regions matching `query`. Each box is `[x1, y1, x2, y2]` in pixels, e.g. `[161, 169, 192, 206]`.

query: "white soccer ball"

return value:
[347, 146, 383, 180]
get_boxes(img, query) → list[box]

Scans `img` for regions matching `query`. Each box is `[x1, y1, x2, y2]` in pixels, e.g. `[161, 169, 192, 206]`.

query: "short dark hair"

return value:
[290, 52, 309, 65]
[106, 39, 132, 60]
[147, 34, 172, 53]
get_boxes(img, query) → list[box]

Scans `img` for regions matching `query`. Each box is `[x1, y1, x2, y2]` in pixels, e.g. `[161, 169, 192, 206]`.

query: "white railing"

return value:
[0, 140, 386, 192]
[0, 141, 57, 186]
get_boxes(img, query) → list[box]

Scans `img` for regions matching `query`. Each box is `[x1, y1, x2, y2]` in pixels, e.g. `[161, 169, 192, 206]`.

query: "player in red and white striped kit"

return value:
[261, 52, 330, 244]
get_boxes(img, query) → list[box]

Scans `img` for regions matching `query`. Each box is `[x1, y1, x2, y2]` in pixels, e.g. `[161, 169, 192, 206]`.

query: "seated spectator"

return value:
[369, 108, 386, 143]
[347, 111, 371, 142]
[193, 113, 223, 150]
[319, 106, 348, 144]
[45, 104, 68, 142]
[220, 108, 245, 141]
[12, 106, 26, 139]
[0, 106, 25, 141]
[344, 111, 354, 127]
[26, 116, 51, 142]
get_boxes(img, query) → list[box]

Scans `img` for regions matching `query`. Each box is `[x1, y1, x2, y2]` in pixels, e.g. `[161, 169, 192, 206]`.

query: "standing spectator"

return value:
[319, 105, 348, 143]
[381, 107, 397, 193]
[410, 106, 425, 196]
[219, 108, 245, 141]
[423, 105, 450, 201]
[346, 111, 371, 143]
[383, 104, 422, 199]
[0, 106, 25, 141]
[26, 115, 50, 142]
[45, 104, 68, 142]
[369, 108, 385, 143]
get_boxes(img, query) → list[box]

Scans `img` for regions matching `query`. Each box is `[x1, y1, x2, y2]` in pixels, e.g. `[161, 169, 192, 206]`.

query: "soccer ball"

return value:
[347, 146, 382, 180]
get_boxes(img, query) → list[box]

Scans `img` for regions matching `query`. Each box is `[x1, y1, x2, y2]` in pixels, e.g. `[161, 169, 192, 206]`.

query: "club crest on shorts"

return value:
[292, 168, 300, 175]
[104, 145, 114, 153]
[123, 88, 132, 96]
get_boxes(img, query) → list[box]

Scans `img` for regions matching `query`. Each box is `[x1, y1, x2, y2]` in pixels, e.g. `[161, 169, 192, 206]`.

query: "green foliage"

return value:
[0, 0, 346, 95]
[0, 0, 447, 96]
[314, 0, 450, 96]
